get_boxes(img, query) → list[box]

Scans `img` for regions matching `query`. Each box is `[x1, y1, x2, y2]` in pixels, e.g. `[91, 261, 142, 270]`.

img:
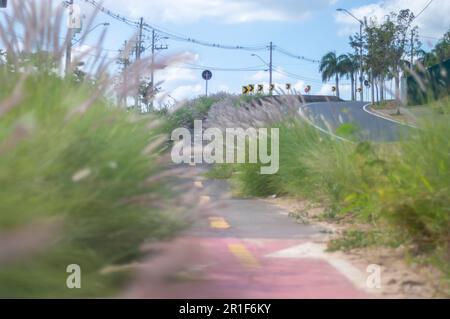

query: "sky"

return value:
[4, 0, 450, 104]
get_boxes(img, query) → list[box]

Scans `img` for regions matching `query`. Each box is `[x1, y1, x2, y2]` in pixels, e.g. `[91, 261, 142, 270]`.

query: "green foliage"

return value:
[0, 70, 183, 297]
[210, 107, 450, 276]
[335, 123, 361, 139]
[167, 93, 229, 130]
[319, 51, 345, 97]
[327, 229, 399, 252]
[204, 164, 236, 180]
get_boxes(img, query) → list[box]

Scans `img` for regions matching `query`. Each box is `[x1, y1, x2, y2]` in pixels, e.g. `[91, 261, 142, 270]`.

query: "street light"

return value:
[337, 8, 364, 102]
[72, 22, 110, 45]
[251, 53, 273, 93]
[66, 22, 109, 75]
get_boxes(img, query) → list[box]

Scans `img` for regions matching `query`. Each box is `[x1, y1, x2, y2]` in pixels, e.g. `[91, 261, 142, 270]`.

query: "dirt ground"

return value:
[264, 197, 448, 299]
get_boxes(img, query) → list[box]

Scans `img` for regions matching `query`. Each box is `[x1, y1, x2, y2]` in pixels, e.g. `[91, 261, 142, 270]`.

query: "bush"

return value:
[167, 93, 230, 130]
[0, 71, 184, 297]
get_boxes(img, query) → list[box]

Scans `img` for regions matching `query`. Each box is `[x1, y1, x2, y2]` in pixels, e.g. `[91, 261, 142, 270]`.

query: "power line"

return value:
[415, 0, 434, 19]
[273, 68, 326, 84]
[274, 46, 321, 64]
[142, 25, 268, 51]
[81, 0, 319, 62]
[67, 0, 323, 85]
[74, 0, 140, 27]
[181, 63, 267, 72]
[81, 0, 267, 51]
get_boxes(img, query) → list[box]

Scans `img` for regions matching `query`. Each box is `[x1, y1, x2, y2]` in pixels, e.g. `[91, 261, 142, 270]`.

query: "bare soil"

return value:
[264, 197, 448, 299]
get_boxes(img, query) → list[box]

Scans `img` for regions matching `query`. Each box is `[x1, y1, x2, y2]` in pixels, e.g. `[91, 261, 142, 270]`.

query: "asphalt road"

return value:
[300, 101, 412, 142]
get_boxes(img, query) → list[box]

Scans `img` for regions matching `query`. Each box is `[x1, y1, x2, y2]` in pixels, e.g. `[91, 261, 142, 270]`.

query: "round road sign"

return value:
[202, 70, 213, 81]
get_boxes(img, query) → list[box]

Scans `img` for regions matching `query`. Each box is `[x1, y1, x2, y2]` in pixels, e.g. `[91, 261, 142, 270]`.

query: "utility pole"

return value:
[337, 9, 365, 102]
[359, 21, 364, 102]
[150, 29, 168, 111]
[269, 42, 273, 95]
[151, 29, 156, 99]
[410, 29, 414, 69]
[136, 17, 144, 61]
[65, 0, 74, 76]
[134, 17, 144, 111]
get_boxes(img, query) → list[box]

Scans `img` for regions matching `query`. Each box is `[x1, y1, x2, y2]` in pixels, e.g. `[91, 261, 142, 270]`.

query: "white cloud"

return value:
[170, 84, 203, 101]
[318, 83, 352, 99]
[217, 84, 230, 92]
[248, 67, 287, 83]
[336, 0, 450, 38]
[100, 0, 335, 24]
[293, 80, 306, 91]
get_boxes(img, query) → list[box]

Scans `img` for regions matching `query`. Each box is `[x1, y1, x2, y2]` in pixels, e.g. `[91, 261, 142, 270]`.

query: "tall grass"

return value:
[214, 101, 450, 282]
[0, 0, 188, 297]
[0, 70, 186, 298]
[167, 93, 230, 130]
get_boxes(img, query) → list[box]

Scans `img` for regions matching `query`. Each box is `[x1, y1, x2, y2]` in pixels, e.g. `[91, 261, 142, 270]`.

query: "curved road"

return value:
[300, 101, 413, 142]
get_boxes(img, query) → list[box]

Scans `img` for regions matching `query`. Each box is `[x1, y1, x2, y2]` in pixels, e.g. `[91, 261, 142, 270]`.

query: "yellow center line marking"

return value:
[209, 217, 230, 229]
[194, 181, 203, 189]
[199, 195, 210, 206]
[228, 244, 261, 269]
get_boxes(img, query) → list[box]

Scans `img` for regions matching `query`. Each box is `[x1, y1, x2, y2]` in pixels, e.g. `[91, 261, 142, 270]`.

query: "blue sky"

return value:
[5, 0, 450, 104]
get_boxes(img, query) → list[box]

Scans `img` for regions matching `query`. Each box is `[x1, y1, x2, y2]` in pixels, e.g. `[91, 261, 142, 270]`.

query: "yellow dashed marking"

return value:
[199, 195, 210, 206]
[209, 217, 230, 229]
[228, 244, 260, 269]
[194, 181, 203, 189]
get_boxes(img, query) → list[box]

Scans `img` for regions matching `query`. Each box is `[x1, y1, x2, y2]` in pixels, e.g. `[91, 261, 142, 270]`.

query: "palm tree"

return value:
[416, 49, 438, 68]
[339, 53, 359, 101]
[319, 51, 346, 98]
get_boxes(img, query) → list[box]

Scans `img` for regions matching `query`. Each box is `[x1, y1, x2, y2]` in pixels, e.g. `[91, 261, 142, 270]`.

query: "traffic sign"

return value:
[286, 83, 291, 90]
[202, 70, 213, 97]
[257, 84, 264, 93]
[304, 85, 311, 94]
[269, 84, 275, 91]
[202, 70, 213, 81]
[332, 86, 336, 92]
[242, 86, 249, 95]
[248, 84, 255, 93]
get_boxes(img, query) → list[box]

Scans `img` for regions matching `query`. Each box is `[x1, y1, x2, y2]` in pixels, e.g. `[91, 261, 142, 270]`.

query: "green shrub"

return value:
[0, 71, 184, 297]
[167, 93, 229, 130]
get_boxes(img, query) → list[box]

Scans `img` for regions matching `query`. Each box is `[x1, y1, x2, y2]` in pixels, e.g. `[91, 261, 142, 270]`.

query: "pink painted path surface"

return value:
[125, 177, 371, 299]
[126, 236, 368, 299]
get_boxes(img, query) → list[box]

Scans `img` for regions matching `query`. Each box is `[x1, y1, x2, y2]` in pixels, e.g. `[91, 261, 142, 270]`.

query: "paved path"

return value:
[126, 170, 373, 299]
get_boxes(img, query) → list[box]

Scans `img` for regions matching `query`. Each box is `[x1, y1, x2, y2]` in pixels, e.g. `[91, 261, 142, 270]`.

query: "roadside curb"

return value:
[363, 104, 418, 129]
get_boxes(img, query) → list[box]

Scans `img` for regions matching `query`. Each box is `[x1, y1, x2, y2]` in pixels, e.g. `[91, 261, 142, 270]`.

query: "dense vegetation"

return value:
[0, 70, 184, 298]
[207, 100, 450, 289]
[323, 8, 450, 105]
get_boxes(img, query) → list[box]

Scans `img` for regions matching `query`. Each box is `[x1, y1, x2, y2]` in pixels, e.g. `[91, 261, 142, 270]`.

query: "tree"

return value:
[360, 10, 419, 103]
[339, 53, 359, 101]
[320, 51, 346, 98]
[138, 77, 157, 113]
[433, 29, 450, 63]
